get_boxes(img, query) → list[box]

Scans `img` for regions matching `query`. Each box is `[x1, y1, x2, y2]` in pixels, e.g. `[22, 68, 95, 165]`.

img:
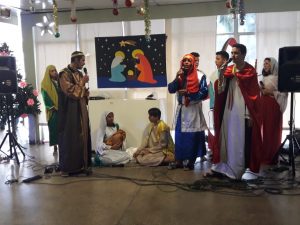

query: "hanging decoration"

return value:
[29, 0, 52, 11]
[52, 0, 59, 38]
[36, 15, 54, 36]
[29, 0, 36, 12]
[225, 0, 246, 25]
[143, 0, 151, 42]
[70, 0, 77, 23]
[136, 0, 145, 16]
[112, 0, 119, 16]
[239, 0, 245, 25]
[136, 6, 145, 16]
[125, 0, 134, 8]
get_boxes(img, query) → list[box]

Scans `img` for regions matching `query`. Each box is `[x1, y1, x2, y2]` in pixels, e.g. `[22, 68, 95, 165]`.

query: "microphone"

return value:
[83, 67, 89, 89]
[227, 58, 233, 64]
[220, 58, 232, 70]
[83, 67, 87, 75]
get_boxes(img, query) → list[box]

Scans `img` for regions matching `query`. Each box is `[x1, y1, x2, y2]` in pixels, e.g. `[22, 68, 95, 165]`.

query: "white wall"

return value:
[89, 99, 166, 149]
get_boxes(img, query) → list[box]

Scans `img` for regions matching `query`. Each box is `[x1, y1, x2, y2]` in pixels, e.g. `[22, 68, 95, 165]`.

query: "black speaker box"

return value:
[278, 46, 300, 92]
[0, 56, 16, 71]
[0, 56, 17, 94]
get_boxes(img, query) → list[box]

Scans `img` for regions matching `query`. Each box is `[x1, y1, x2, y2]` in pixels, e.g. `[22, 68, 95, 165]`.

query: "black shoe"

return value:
[167, 161, 183, 170]
[184, 163, 194, 171]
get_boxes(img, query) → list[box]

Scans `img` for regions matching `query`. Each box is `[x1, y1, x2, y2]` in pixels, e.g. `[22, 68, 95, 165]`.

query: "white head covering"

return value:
[262, 57, 278, 91]
[269, 57, 278, 76]
[263, 57, 288, 113]
[95, 111, 112, 154]
[111, 55, 124, 68]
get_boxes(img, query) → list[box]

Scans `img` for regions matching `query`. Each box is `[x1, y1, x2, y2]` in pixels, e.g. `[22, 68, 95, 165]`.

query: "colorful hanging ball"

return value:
[125, 0, 132, 7]
[30, 6, 35, 12]
[70, 16, 77, 23]
[113, 8, 119, 16]
[55, 32, 60, 38]
[136, 6, 145, 16]
[226, 1, 232, 9]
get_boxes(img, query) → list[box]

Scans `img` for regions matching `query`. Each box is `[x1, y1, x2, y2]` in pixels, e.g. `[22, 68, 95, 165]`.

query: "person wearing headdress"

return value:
[211, 44, 262, 180]
[95, 111, 130, 166]
[259, 57, 288, 165]
[168, 54, 208, 170]
[58, 51, 92, 176]
[41, 65, 59, 154]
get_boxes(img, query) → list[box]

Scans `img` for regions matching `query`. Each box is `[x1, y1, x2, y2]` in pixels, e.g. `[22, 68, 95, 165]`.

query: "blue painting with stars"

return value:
[95, 34, 167, 88]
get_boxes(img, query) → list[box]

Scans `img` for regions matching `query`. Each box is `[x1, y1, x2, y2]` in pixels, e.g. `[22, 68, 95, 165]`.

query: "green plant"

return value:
[14, 81, 41, 118]
[0, 42, 41, 123]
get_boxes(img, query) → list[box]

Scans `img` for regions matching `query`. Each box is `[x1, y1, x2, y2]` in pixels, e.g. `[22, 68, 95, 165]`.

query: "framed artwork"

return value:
[95, 34, 167, 88]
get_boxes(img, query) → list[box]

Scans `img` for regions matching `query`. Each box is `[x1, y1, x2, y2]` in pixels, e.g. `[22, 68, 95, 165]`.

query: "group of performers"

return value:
[40, 44, 288, 180]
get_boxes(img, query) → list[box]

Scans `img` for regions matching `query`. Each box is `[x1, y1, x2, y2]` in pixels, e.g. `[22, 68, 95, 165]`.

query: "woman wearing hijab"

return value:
[41, 65, 59, 154]
[260, 57, 288, 165]
[168, 54, 208, 170]
[95, 111, 130, 166]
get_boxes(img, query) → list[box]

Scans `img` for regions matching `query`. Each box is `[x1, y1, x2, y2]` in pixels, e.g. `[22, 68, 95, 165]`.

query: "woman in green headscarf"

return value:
[41, 65, 59, 153]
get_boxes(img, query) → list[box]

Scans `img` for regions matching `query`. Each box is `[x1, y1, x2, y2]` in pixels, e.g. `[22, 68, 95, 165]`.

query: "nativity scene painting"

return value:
[95, 34, 167, 88]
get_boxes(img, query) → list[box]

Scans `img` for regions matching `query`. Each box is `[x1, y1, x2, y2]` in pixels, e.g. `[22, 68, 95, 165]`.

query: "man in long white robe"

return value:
[211, 44, 263, 180]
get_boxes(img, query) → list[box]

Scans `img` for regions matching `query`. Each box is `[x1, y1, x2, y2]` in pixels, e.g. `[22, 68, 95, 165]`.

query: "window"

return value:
[0, 9, 24, 76]
[216, 13, 256, 66]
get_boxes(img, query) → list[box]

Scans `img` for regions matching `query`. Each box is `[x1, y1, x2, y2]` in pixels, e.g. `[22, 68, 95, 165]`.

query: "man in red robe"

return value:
[211, 44, 262, 180]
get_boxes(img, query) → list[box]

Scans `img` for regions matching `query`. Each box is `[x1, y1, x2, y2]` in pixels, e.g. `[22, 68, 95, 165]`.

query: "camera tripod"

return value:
[0, 95, 26, 164]
[277, 92, 300, 177]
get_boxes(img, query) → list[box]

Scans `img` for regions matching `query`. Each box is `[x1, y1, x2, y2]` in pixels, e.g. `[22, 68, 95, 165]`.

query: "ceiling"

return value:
[3, 0, 224, 13]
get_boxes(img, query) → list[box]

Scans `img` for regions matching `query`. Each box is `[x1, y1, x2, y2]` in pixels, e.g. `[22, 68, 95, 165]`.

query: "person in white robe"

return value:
[95, 111, 130, 166]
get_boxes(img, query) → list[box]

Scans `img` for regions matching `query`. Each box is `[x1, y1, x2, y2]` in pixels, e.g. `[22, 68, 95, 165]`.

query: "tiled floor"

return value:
[1, 125, 300, 225]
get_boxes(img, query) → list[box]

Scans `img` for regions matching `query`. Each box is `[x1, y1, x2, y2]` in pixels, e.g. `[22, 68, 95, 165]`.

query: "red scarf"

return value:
[178, 54, 199, 106]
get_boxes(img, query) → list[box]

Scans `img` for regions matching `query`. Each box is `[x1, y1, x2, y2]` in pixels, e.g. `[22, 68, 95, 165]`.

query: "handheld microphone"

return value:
[83, 67, 89, 89]
[220, 58, 232, 70]
[227, 58, 233, 64]
[83, 67, 87, 75]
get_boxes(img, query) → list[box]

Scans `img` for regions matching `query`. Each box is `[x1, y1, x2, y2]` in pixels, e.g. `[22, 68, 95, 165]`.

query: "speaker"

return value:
[0, 56, 17, 94]
[278, 46, 300, 92]
[0, 56, 16, 71]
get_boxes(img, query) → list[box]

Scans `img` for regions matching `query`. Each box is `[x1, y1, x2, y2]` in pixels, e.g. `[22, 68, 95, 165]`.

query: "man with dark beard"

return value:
[58, 51, 92, 176]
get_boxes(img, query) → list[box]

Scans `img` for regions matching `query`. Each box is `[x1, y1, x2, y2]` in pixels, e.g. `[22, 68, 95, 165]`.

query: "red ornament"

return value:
[113, 8, 119, 15]
[125, 0, 132, 7]
[225, 0, 232, 8]
[70, 16, 77, 23]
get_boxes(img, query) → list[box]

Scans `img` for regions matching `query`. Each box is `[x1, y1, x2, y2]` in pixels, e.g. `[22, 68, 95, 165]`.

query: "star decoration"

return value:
[35, 15, 54, 36]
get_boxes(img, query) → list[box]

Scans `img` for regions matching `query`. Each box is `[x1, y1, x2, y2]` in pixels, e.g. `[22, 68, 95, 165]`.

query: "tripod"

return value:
[277, 92, 300, 177]
[0, 95, 26, 164]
